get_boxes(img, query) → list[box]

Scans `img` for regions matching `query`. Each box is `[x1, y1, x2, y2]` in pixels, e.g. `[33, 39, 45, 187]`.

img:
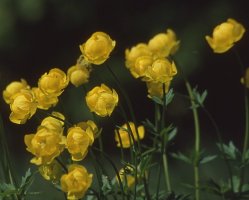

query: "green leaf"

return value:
[151, 96, 163, 105]
[192, 87, 208, 106]
[165, 88, 174, 106]
[171, 152, 192, 165]
[199, 155, 217, 164]
[18, 168, 35, 197]
[217, 141, 240, 160]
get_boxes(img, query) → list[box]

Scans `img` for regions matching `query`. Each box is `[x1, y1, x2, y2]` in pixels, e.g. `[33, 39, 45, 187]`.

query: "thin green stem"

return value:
[162, 152, 171, 192]
[185, 81, 200, 200]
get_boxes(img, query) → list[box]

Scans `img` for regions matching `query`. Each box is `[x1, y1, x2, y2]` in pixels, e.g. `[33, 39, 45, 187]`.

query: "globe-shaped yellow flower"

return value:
[32, 87, 58, 110]
[86, 84, 119, 117]
[143, 58, 177, 83]
[61, 164, 93, 200]
[66, 126, 92, 161]
[205, 18, 245, 53]
[67, 63, 91, 87]
[146, 81, 171, 98]
[40, 111, 65, 133]
[131, 55, 154, 78]
[9, 89, 37, 124]
[38, 68, 69, 97]
[24, 126, 66, 165]
[115, 122, 145, 148]
[118, 166, 135, 188]
[125, 43, 152, 69]
[77, 120, 99, 145]
[80, 32, 116, 65]
[3, 79, 30, 104]
[148, 29, 180, 58]
[38, 160, 63, 183]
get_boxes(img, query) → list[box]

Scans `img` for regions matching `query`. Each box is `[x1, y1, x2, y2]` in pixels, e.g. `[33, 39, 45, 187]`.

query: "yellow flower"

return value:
[61, 164, 93, 200]
[131, 55, 153, 78]
[67, 62, 91, 87]
[143, 58, 177, 83]
[146, 81, 171, 98]
[39, 160, 63, 183]
[40, 111, 65, 133]
[3, 79, 30, 104]
[241, 68, 249, 88]
[80, 32, 116, 65]
[38, 68, 69, 97]
[32, 87, 58, 110]
[115, 122, 144, 148]
[125, 43, 152, 69]
[77, 120, 99, 145]
[9, 89, 37, 124]
[205, 18, 245, 53]
[118, 166, 135, 188]
[24, 126, 66, 165]
[148, 29, 180, 58]
[66, 126, 92, 161]
[86, 84, 119, 117]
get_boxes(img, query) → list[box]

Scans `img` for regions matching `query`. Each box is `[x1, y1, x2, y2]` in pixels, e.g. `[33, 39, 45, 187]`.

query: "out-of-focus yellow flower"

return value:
[39, 160, 63, 183]
[143, 58, 177, 83]
[24, 126, 66, 165]
[146, 81, 171, 98]
[9, 89, 37, 124]
[80, 32, 116, 65]
[3, 79, 30, 104]
[205, 18, 245, 53]
[130, 55, 153, 78]
[66, 126, 92, 161]
[241, 68, 249, 88]
[32, 87, 58, 110]
[86, 84, 119, 117]
[40, 111, 65, 133]
[61, 164, 93, 200]
[67, 62, 91, 87]
[148, 29, 180, 58]
[38, 68, 69, 97]
[115, 122, 144, 148]
[118, 166, 135, 188]
[77, 120, 99, 145]
[125, 43, 152, 69]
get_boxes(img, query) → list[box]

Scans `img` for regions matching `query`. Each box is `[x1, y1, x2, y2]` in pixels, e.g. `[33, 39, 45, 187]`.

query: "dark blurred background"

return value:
[0, 0, 249, 198]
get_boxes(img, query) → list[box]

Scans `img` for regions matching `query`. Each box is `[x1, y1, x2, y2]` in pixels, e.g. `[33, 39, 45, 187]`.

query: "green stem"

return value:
[185, 81, 200, 200]
[162, 152, 171, 192]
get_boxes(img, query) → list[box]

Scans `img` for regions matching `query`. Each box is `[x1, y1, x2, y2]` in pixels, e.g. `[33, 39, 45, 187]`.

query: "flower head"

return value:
[125, 43, 152, 69]
[61, 164, 93, 200]
[38, 68, 69, 97]
[80, 32, 116, 65]
[205, 18, 245, 53]
[3, 79, 30, 104]
[115, 122, 144, 148]
[131, 55, 154, 78]
[66, 126, 92, 161]
[86, 84, 119, 117]
[24, 126, 66, 165]
[146, 81, 171, 98]
[9, 89, 37, 124]
[148, 29, 180, 58]
[143, 58, 177, 83]
[77, 120, 99, 145]
[40, 111, 65, 133]
[118, 166, 135, 188]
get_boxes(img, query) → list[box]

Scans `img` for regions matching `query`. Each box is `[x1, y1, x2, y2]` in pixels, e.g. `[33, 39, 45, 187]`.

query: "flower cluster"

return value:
[125, 29, 179, 98]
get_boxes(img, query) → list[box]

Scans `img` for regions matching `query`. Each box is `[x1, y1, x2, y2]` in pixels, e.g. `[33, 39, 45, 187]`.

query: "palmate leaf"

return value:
[151, 89, 175, 106]
[217, 141, 240, 161]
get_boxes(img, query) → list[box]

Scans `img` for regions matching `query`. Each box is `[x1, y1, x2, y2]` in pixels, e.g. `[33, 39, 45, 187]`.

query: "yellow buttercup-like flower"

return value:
[40, 111, 65, 133]
[61, 164, 93, 200]
[80, 32, 116, 65]
[148, 29, 180, 58]
[24, 126, 66, 165]
[39, 160, 63, 183]
[143, 58, 177, 83]
[38, 68, 69, 97]
[205, 18, 245, 53]
[77, 120, 99, 145]
[66, 126, 92, 161]
[67, 62, 91, 87]
[86, 84, 119, 117]
[9, 89, 37, 124]
[32, 87, 58, 110]
[241, 67, 249, 88]
[146, 81, 171, 98]
[3, 79, 30, 104]
[131, 55, 154, 78]
[118, 166, 135, 188]
[115, 122, 145, 148]
[125, 43, 152, 69]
